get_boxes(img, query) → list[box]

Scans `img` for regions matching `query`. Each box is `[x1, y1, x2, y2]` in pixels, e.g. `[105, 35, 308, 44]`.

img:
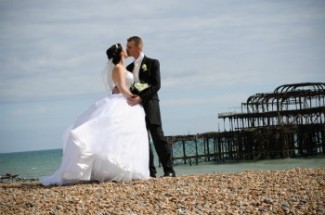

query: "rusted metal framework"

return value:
[166, 132, 240, 165]
[167, 82, 325, 165]
[218, 82, 325, 159]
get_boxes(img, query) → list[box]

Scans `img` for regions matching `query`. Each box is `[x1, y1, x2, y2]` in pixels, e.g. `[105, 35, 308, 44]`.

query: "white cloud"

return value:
[1, 0, 325, 152]
[1, 0, 324, 102]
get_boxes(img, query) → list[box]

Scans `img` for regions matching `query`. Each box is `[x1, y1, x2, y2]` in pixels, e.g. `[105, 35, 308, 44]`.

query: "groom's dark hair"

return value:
[127, 36, 143, 50]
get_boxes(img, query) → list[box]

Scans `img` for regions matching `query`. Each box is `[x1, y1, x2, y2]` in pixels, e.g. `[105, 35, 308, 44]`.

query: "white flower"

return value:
[131, 82, 150, 93]
[141, 64, 148, 71]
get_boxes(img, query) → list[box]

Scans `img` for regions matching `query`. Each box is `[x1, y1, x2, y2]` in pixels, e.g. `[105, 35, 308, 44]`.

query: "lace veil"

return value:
[102, 59, 115, 91]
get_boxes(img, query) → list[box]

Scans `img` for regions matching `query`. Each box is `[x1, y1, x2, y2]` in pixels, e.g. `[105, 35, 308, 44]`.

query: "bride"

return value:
[39, 43, 150, 186]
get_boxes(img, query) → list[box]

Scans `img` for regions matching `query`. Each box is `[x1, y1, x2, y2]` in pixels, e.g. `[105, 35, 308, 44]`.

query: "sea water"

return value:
[1, 148, 324, 180]
[0, 149, 62, 179]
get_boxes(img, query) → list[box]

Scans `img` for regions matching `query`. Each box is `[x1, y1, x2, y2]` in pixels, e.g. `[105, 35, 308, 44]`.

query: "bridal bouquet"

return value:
[130, 82, 150, 94]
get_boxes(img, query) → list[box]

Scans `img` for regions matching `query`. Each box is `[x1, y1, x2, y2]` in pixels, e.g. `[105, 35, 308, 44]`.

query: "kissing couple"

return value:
[39, 36, 175, 186]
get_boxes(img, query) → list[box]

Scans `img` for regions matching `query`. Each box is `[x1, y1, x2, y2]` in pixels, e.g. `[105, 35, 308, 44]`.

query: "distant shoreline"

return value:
[0, 148, 62, 155]
[1, 154, 324, 181]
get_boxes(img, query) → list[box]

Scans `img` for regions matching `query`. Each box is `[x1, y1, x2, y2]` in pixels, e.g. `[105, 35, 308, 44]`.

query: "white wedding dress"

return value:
[39, 71, 150, 186]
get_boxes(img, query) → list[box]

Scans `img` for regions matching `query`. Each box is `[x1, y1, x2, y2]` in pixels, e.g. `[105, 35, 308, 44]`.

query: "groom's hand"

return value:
[112, 86, 120, 94]
[127, 95, 142, 106]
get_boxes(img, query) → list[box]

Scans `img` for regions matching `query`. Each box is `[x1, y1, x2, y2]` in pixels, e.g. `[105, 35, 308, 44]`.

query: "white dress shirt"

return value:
[133, 52, 144, 83]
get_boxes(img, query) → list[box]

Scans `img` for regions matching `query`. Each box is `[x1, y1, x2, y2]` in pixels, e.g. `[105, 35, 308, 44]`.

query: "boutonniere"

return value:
[130, 82, 150, 94]
[141, 64, 148, 72]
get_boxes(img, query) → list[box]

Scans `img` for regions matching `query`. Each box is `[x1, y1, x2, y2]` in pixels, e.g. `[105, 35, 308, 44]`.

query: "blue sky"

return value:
[1, 0, 324, 153]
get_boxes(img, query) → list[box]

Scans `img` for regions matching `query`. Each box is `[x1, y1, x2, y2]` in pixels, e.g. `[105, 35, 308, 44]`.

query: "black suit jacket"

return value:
[127, 56, 162, 126]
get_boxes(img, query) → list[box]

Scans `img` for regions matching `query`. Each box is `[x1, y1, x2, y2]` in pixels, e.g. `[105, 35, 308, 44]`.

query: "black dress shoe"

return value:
[150, 174, 156, 178]
[162, 172, 176, 177]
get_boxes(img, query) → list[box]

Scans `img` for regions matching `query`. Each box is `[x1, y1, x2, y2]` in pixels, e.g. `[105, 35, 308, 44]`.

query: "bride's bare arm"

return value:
[112, 65, 133, 98]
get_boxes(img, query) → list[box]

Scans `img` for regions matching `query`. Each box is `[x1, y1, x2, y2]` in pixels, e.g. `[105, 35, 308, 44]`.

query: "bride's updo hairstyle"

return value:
[106, 43, 123, 65]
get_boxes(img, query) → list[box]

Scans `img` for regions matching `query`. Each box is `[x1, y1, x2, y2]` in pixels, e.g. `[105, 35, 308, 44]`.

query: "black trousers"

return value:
[148, 125, 174, 175]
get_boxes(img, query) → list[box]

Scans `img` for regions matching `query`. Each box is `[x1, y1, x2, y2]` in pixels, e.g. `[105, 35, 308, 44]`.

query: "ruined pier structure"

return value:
[166, 82, 325, 165]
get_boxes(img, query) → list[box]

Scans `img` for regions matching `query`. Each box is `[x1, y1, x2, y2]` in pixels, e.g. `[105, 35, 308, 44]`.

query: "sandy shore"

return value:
[1, 168, 324, 214]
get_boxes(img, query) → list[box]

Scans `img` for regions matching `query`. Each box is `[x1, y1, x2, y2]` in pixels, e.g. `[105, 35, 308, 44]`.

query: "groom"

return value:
[126, 36, 176, 177]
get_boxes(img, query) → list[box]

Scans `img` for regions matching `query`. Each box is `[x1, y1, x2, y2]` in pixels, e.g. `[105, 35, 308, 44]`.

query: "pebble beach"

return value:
[1, 168, 324, 214]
